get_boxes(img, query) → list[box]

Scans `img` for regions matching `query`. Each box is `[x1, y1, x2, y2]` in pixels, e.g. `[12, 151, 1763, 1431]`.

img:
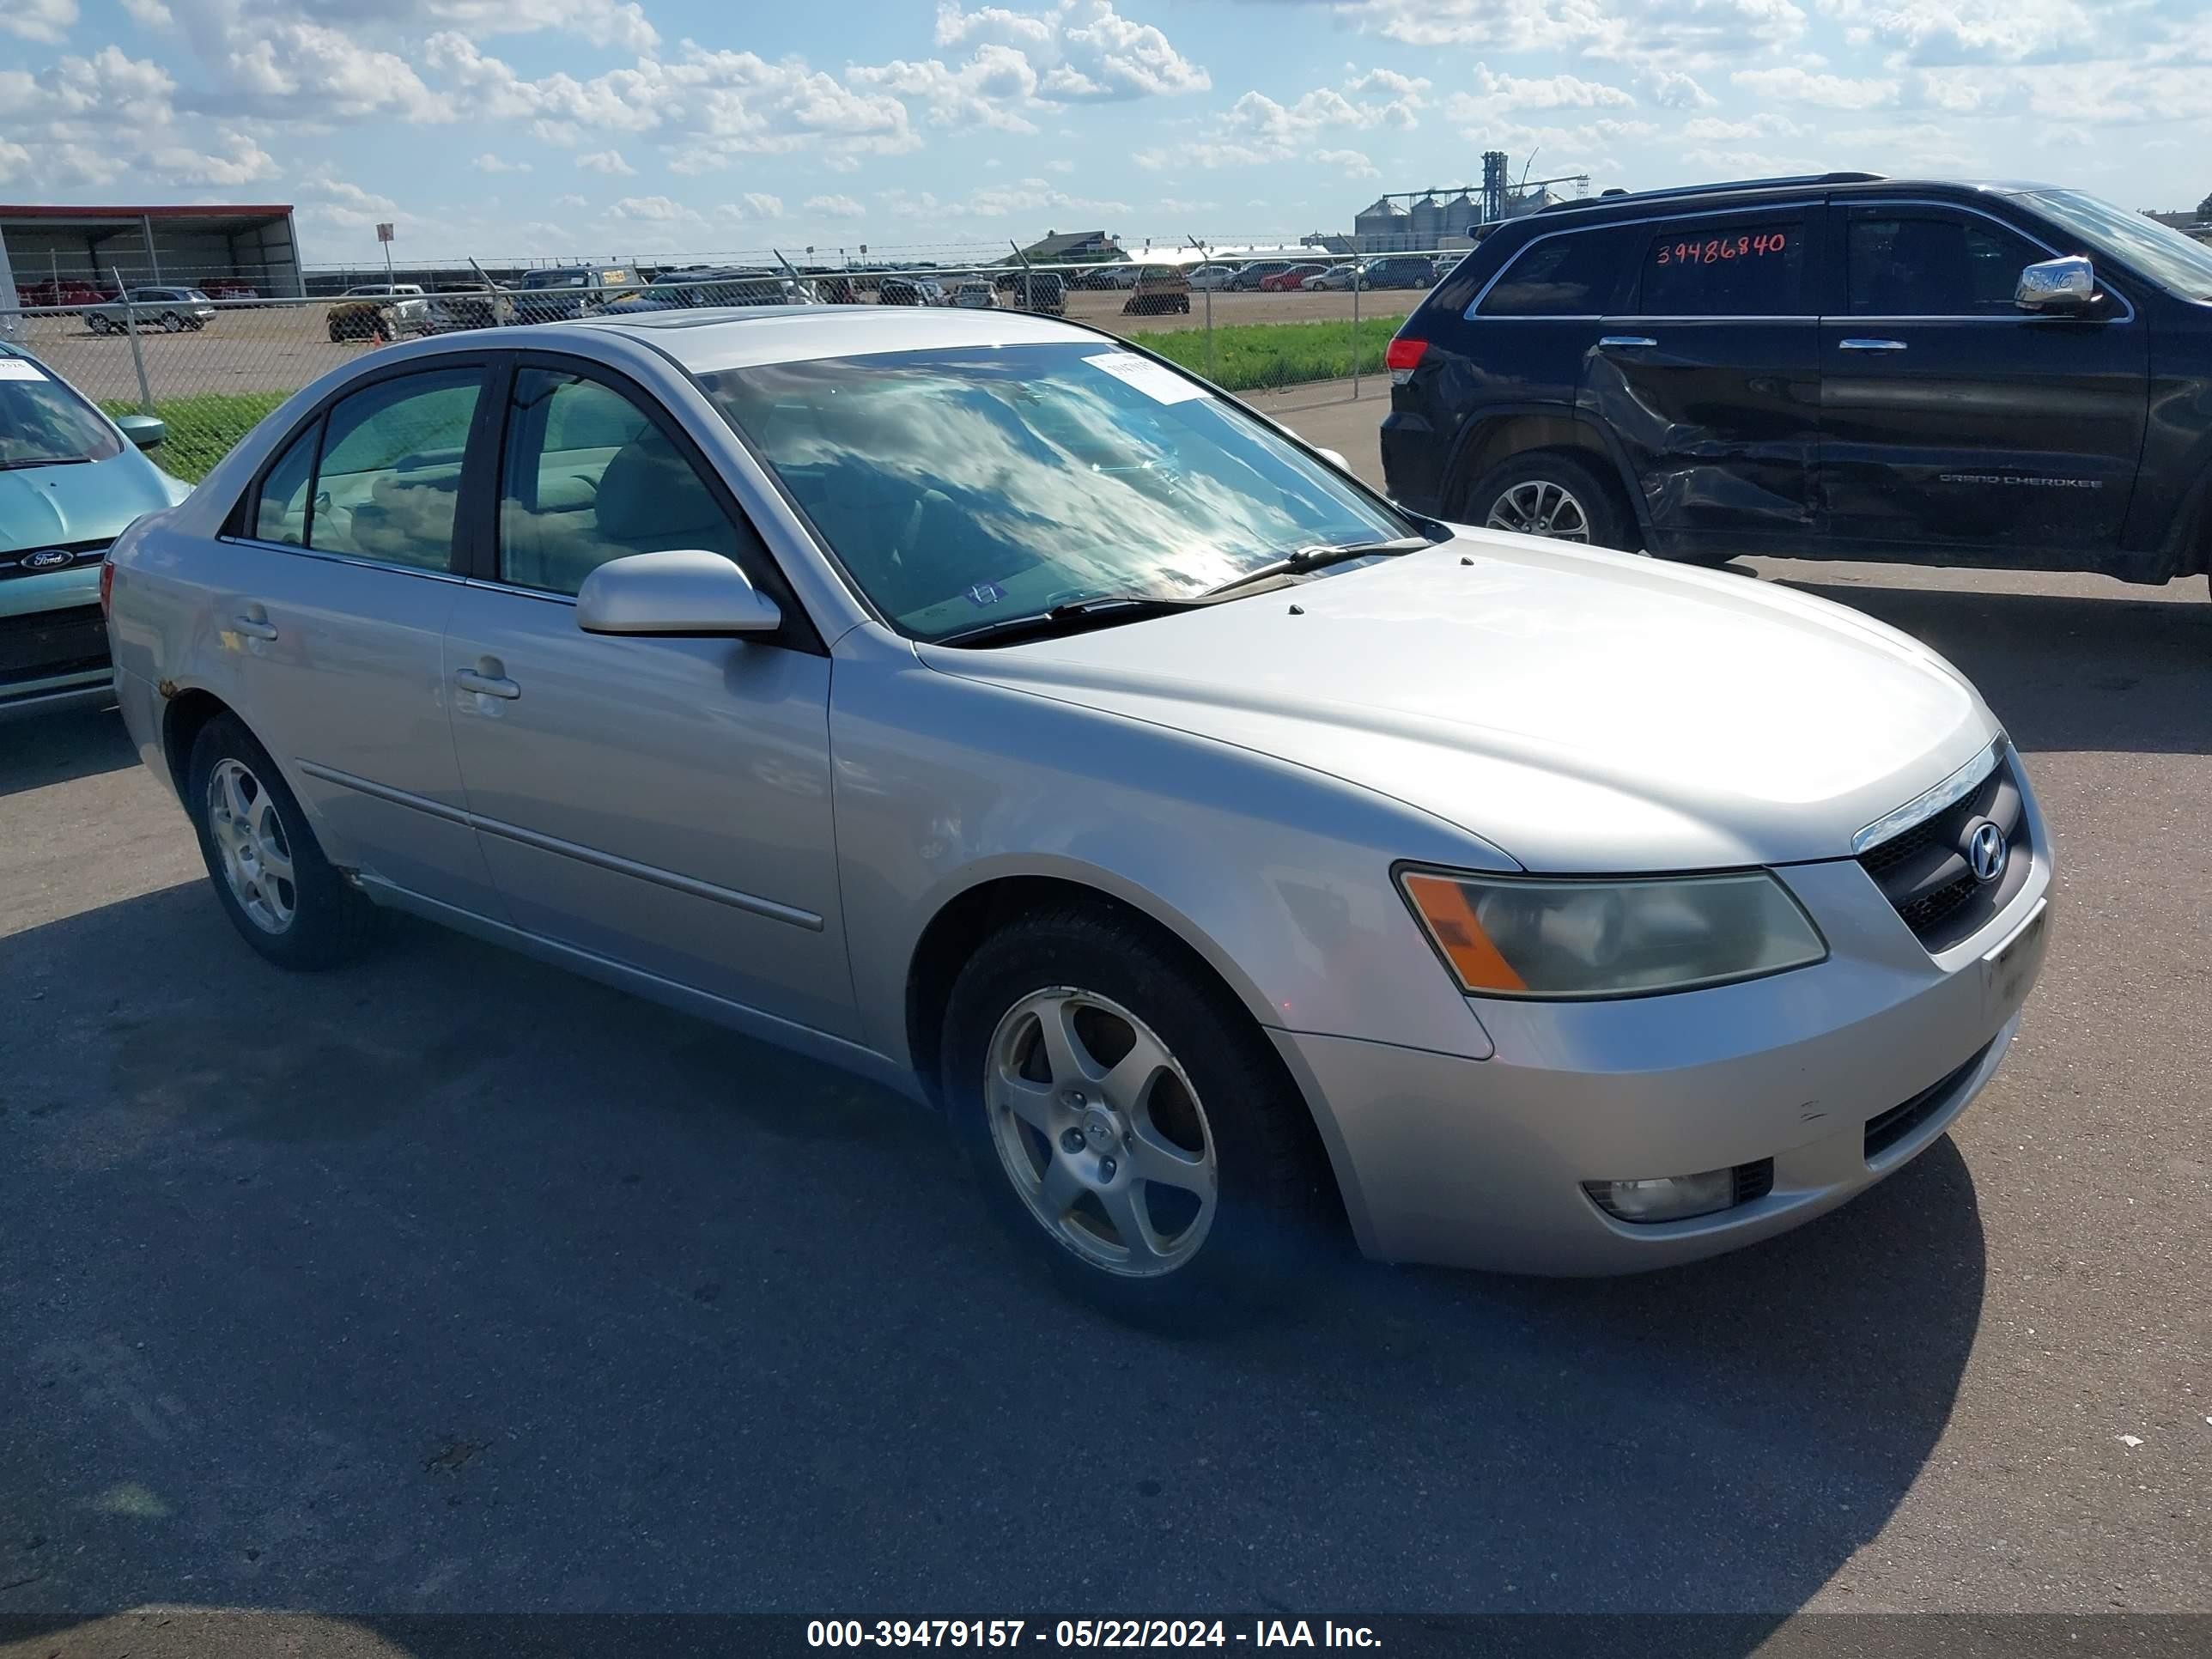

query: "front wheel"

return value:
[160, 310, 184, 333]
[1463, 450, 1635, 552]
[941, 905, 1338, 1318]
[185, 714, 378, 970]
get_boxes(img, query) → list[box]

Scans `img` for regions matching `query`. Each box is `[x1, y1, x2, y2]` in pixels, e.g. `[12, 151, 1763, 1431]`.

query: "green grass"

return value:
[100, 392, 290, 483]
[1143, 315, 1407, 392]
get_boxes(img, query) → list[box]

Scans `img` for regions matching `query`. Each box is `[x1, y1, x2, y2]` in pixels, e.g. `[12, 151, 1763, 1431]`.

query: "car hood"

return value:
[0, 447, 185, 553]
[915, 533, 1998, 872]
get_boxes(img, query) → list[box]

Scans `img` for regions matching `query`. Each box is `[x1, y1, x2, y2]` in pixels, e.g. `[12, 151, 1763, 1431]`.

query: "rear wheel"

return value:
[941, 904, 1338, 1320]
[1463, 450, 1636, 552]
[87, 314, 112, 336]
[185, 714, 378, 971]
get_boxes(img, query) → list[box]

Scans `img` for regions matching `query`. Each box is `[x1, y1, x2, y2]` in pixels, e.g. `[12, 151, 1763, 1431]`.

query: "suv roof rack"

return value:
[1537, 172, 1886, 214]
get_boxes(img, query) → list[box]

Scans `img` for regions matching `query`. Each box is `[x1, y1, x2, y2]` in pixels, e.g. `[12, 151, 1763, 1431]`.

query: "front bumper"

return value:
[1273, 841, 2052, 1275]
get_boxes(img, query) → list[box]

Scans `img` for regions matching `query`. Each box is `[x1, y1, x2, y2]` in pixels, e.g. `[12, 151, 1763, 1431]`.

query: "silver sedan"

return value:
[102, 306, 2051, 1314]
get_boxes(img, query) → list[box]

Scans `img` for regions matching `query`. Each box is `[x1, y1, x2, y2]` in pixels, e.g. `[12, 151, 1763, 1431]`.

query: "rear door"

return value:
[210, 361, 504, 915]
[1589, 204, 1821, 553]
[1818, 199, 2148, 554]
[441, 356, 855, 1038]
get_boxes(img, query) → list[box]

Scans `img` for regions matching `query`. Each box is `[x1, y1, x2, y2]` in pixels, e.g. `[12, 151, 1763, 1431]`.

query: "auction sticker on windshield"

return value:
[1085, 352, 1206, 405]
[0, 360, 48, 382]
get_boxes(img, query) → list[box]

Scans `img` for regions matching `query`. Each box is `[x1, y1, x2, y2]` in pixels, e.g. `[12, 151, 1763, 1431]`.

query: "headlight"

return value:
[1397, 867, 1826, 999]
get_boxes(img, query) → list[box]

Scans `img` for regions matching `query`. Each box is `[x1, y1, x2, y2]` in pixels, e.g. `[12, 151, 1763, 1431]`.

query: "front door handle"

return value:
[1838, 337, 1908, 352]
[1598, 335, 1657, 349]
[455, 667, 520, 700]
[233, 605, 277, 641]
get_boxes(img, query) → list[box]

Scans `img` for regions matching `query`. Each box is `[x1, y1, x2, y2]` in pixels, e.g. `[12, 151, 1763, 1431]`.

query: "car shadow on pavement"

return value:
[0, 703, 133, 799]
[1776, 576, 2212, 756]
[1, 881, 1987, 1645]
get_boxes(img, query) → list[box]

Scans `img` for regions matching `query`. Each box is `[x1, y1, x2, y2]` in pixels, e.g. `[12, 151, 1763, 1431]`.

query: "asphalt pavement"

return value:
[3, 384, 2207, 1653]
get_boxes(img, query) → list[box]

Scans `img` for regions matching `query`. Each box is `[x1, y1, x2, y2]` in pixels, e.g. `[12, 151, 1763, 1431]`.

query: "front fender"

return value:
[827, 629, 1501, 1073]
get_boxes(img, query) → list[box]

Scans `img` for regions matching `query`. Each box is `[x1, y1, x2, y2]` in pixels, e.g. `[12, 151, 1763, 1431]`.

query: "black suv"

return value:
[1382, 173, 2212, 590]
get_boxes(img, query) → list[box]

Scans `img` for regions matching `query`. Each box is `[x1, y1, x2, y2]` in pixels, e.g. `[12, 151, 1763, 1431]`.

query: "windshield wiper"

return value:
[933, 593, 1209, 648]
[1196, 535, 1431, 600]
[0, 455, 94, 471]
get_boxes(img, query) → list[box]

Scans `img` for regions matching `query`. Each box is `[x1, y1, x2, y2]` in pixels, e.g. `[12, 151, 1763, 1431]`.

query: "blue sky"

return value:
[3, 0, 2209, 267]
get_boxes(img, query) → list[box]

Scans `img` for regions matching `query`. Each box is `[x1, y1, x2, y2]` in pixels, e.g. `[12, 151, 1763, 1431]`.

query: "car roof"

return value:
[571, 302, 1105, 371]
[1525, 173, 2066, 230]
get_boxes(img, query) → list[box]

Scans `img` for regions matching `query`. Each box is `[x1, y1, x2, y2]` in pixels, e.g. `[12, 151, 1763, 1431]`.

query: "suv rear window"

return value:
[1638, 220, 1805, 316]
[1477, 229, 1628, 316]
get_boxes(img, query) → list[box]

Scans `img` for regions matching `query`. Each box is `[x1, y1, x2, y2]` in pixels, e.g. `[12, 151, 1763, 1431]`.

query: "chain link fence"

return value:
[4, 249, 1451, 483]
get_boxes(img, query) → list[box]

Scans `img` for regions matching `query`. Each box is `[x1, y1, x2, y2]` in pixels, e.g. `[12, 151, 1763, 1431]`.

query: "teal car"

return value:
[1, 343, 190, 717]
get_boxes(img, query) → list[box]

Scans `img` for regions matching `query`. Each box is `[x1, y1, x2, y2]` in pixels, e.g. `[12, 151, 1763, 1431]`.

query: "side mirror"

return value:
[2016, 255, 2097, 313]
[115, 413, 165, 449]
[575, 550, 782, 637]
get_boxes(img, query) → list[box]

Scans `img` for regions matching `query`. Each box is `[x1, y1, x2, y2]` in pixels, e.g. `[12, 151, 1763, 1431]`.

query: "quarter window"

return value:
[1638, 220, 1804, 316]
[1846, 210, 2042, 316]
[305, 369, 482, 571]
[497, 368, 758, 597]
[1478, 229, 1629, 317]
[254, 422, 318, 545]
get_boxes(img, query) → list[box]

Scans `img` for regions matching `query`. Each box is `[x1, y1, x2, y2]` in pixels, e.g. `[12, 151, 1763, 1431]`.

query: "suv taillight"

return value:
[1384, 336, 1428, 375]
[99, 555, 115, 617]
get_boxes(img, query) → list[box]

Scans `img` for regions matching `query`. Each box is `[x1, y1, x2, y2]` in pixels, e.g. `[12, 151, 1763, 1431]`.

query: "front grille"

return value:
[1863, 1043, 1990, 1161]
[1856, 749, 2031, 952]
[0, 604, 110, 687]
[0, 538, 109, 584]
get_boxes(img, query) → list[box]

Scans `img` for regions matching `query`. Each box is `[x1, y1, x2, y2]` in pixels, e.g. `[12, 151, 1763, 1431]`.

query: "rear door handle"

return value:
[232, 609, 277, 641]
[1598, 336, 1657, 349]
[455, 668, 520, 700]
[1838, 337, 1908, 352]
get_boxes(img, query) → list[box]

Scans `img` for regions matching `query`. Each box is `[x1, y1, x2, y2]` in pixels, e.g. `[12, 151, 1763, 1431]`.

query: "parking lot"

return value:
[3, 385, 2208, 1650]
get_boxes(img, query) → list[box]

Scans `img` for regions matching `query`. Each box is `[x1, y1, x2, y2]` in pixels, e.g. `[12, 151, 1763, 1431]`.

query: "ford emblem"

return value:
[21, 549, 75, 571]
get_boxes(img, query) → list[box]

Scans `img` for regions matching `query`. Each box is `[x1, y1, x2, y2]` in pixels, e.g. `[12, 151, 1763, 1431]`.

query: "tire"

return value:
[1462, 449, 1636, 552]
[939, 903, 1339, 1321]
[87, 314, 112, 336]
[328, 320, 345, 343]
[185, 714, 378, 971]
[161, 311, 183, 333]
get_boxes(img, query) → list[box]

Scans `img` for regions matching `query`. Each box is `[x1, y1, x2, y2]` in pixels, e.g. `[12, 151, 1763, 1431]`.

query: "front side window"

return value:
[306, 368, 482, 570]
[1477, 228, 1629, 317]
[1846, 210, 2041, 316]
[699, 343, 1411, 641]
[498, 368, 756, 596]
[0, 359, 124, 468]
[1638, 219, 1805, 316]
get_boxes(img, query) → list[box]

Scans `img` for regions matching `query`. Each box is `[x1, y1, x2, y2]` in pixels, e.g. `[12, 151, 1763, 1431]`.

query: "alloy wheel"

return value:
[1486, 478, 1592, 542]
[983, 988, 1218, 1278]
[206, 757, 297, 934]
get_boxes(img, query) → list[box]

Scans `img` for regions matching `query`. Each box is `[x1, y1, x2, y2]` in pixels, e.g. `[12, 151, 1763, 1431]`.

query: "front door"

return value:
[1819, 202, 2149, 553]
[215, 362, 503, 915]
[443, 360, 855, 1038]
[1588, 204, 1820, 555]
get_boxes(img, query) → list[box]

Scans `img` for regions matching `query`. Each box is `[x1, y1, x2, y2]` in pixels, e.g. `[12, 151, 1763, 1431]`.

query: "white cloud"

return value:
[1315, 148, 1379, 179]
[121, 0, 173, 21]
[472, 152, 532, 173]
[574, 148, 635, 173]
[1, 0, 76, 46]
[849, 45, 1043, 133]
[0, 139, 29, 182]
[1814, 0, 2094, 66]
[1732, 65, 1899, 108]
[1468, 62, 1637, 110]
[611, 194, 699, 222]
[143, 125, 276, 184]
[805, 193, 866, 218]
[1160, 68, 1428, 169]
[550, 191, 587, 208]
[1646, 68, 1717, 108]
[739, 191, 785, 217]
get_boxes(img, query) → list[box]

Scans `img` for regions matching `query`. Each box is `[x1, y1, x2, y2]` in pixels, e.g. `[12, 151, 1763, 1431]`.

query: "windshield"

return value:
[699, 342, 1412, 641]
[0, 359, 124, 468]
[2021, 190, 2212, 301]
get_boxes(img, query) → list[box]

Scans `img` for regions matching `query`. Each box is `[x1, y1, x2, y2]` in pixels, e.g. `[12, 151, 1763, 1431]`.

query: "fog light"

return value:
[1583, 1167, 1736, 1223]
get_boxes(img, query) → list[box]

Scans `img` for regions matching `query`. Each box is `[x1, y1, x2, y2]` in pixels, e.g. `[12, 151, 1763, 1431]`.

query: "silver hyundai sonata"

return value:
[103, 306, 2051, 1310]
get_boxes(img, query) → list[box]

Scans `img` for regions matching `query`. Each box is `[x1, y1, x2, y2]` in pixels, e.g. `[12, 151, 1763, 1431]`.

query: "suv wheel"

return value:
[160, 310, 184, 333]
[1464, 451, 1634, 551]
[941, 904, 1336, 1318]
[185, 714, 378, 970]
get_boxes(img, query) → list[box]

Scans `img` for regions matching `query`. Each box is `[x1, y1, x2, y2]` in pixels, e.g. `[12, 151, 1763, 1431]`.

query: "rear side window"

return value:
[1846, 210, 2042, 316]
[1638, 220, 1805, 316]
[1477, 228, 1629, 316]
